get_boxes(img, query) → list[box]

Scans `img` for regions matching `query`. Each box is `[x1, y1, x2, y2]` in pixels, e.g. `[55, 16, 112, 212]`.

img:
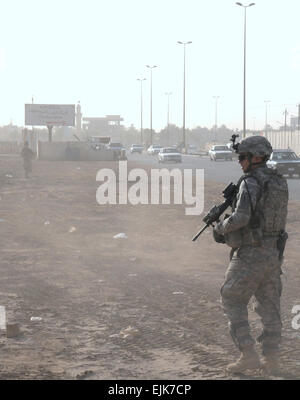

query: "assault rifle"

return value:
[192, 182, 238, 242]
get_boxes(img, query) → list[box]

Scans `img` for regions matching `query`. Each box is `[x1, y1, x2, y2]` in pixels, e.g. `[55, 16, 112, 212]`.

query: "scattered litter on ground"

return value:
[113, 233, 127, 239]
[128, 273, 138, 277]
[129, 257, 136, 262]
[6, 323, 20, 338]
[77, 167, 81, 170]
[109, 326, 140, 339]
[44, 221, 50, 226]
[76, 370, 94, 380]
[109, 334, 120, 338]
[173, 291, 184, 295]
[119, 326, 140, 339]
[5, 174, 13, 178]
[97, 280, 105, 283]
[69, 226, 77, 233]
[30, 317, 43, 322]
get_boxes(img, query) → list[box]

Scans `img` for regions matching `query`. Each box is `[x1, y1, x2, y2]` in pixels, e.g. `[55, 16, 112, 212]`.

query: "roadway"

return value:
[127, 152, 300, 201]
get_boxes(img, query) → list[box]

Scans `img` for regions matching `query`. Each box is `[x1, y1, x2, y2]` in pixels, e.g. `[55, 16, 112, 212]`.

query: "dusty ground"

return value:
[0, 155, 299, 380]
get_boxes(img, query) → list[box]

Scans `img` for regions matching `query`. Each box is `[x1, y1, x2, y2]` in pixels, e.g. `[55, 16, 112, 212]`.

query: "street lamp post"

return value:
[236, 2, 255, 138]
[165, 92, 172, 145]
[146, 65, 157, 145]
[213, 95, 220, 142]
[177, 41, 192, 153]
[137, 78, 146, 144]
[264, 100, 270, 137]
[283, 108, 288, 135]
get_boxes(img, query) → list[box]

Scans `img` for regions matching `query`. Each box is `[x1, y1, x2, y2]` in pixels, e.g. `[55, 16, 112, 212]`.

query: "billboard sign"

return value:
[25, 104, 75, 126]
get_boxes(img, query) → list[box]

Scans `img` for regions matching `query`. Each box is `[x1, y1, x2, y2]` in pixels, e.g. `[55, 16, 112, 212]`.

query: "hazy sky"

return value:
[0, 0, 299, 131]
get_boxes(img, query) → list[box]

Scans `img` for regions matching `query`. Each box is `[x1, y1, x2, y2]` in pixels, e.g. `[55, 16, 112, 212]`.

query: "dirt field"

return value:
[0, 155, 299, 380]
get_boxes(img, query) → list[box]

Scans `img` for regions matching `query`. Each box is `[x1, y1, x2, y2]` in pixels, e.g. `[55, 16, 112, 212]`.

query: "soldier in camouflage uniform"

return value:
[213, 136, 288, 375]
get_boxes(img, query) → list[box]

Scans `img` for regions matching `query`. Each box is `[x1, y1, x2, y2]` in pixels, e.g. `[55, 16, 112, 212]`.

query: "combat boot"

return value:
[261, 353, 281, 376]
[226, 347, 261, 373]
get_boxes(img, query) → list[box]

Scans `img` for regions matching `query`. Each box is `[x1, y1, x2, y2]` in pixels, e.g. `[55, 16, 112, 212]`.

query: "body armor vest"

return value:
[226, 166, 288, 248]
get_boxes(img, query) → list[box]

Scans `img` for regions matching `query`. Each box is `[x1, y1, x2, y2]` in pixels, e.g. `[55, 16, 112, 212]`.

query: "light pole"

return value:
[177, 41, 192, 153]
[283, 108, 288, 135]
[31, 95, 35, 151]
[236, 2, 255, 138]
[146, 65, 157, 145]
[165, 92, 172, 145]
[213, 95, 220, 142]
[137, 78, 146, 144]
[264, 100, 270, 136]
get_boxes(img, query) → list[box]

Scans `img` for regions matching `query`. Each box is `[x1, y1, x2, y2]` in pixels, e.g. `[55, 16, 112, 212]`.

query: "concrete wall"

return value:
[38, 141, 115, 161]
[264, 130, 300, 155]
[243, 130, 300, 155]
[0, 141, 22, 154]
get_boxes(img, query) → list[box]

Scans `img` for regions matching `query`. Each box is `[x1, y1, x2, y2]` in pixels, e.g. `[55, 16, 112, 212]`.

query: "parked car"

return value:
[185, 144, 197, 154]
[88, 136, 110, 150]
[208, 145, 234, 161]
[158, 147, 182, 163]
[130, 144, 144, 154]
[267, 149, 300, 178]
[147, 145, 162, 155]
[107, 142, 127, 160]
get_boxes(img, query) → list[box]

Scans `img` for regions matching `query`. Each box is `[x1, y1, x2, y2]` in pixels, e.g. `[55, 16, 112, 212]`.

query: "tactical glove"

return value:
[213, 226, 226, 243]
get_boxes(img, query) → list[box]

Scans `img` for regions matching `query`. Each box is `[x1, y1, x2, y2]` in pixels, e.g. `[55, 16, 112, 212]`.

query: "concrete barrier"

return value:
[0, 142, 22, 154]
[244, 131, 300, 155]
[38, 141, 115, 161]
[263, 130, 300, 155]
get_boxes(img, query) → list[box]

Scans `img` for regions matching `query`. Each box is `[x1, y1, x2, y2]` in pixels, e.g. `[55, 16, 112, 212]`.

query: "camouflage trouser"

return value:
[221, 244, 282, 355]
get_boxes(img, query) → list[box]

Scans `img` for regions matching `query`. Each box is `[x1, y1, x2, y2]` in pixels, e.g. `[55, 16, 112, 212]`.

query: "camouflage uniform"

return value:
[214, 137, 288, 358]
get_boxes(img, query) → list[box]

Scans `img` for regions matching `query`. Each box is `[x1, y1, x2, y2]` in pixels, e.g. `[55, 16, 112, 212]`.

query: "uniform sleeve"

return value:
[215, 177, 261, 234]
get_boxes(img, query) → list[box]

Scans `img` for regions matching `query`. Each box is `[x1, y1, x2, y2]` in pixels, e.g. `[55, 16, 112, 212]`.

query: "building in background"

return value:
[76, 102, 82, 133]
[290, 116, 299, 130]
[82, 115, 124, 138]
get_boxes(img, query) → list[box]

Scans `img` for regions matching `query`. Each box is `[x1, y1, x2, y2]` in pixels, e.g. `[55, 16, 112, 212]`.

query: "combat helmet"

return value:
[237, 135, 273, 159]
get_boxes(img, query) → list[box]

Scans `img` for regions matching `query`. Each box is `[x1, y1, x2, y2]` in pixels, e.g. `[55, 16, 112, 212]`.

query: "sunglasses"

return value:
[238, 154, 248, 162]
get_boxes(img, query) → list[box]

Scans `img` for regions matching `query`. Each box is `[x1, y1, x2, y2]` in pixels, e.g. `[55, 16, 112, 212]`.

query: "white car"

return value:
[158, 147, 182, 163]
[130, 144, 144, 154]
[208, 145, 234, 161]
[147, 145, 162, 155]
[186, 144, 197, 154]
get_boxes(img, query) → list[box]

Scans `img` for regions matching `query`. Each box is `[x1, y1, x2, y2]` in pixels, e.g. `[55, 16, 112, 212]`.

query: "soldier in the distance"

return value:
[20, 141, 36, 178]
[213, 136, 288, 375]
